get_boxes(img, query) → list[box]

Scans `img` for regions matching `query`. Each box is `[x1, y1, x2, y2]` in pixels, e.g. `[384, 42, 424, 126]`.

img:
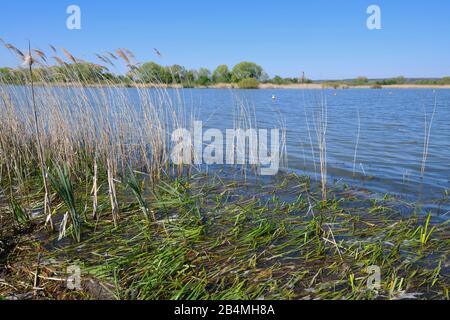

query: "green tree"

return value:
[376, 76, 406, 86]
[440, 77, 450, 85]
[184, 69, 196, 84]
[212, 64, 231, 83]
[272, 75, 285, 85]
[352, 76, 369, 85]
[134, 62, 167, 83]
[196, 68, 211, 86]
[394, 76, 406, 84]
[231, 62, 263, 82]
[166, 64, 187, 84]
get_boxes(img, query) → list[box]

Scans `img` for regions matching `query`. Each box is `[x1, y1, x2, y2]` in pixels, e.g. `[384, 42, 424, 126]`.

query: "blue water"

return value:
[4, 85, 450, 215]
[181, 88, 450, 215]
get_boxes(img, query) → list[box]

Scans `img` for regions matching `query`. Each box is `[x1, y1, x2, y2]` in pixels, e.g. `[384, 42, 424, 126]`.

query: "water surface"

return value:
[183, 88, 450, 215]
[5, 86, 450, 215]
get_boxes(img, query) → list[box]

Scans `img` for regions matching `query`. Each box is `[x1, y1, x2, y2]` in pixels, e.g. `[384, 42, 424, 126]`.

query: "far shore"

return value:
[255, 83, 450, 90]
[4, 82, 450, 90]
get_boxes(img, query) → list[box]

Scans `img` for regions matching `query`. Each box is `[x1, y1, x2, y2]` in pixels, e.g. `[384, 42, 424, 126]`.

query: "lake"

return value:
[178, 88, 449, 215]
[4, 86, 450, 216]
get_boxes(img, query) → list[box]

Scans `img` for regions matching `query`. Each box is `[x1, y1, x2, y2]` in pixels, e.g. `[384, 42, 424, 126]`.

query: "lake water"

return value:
[4, 86, 450, 216]
[181, 88, 449, 216]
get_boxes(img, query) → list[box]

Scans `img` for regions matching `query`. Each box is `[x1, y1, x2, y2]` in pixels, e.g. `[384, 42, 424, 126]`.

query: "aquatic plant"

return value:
[126, 169, 153, 222]
[9, 195, 29, 227]
[0, 40, 447, 301]
[48, 164, 82, 242]
[417, 213, 436, 246]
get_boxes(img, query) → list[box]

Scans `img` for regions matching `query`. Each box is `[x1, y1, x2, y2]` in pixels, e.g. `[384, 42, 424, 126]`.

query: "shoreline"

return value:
[258, 83, 450, 89]
[3, 82, 450, 90]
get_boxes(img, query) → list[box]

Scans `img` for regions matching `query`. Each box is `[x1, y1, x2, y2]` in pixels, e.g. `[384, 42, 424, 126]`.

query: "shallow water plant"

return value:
[1, 173, 448, 300]
[418, 213, 436, 246]
[26, 42, 53, 229]
[126, 169, 152, 222]
[9, 195, 29, 227]
[48, 164, 82, 242]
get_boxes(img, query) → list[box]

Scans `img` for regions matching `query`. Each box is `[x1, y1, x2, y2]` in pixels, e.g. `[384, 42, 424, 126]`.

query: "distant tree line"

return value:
[0, 64, 120, 85]
[130, 61, 270, 87]
[407, 77, 450, 85]
[0, 60, 313, 88]
[321, 75, 450, 88]
[1, 63, 448, 88]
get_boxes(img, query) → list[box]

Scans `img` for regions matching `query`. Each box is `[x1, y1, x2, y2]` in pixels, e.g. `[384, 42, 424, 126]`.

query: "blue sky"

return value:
[1, 0, 449, 79]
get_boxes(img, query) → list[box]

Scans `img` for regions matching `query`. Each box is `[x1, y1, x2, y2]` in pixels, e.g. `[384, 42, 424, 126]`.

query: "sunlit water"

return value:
[5, 86, 450, 216]
[180, 88, 450, 216]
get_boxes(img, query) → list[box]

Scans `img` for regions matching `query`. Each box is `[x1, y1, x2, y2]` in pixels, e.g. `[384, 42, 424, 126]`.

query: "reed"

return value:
[0, 41, 192, 231]
[0, 40, 288, 240]
[313, 95, 328, 202]
[421, 97, 437, 177]
[26, 42, 53, 229]
[352, 107, 361, 178]
[0, 41, 447, 302]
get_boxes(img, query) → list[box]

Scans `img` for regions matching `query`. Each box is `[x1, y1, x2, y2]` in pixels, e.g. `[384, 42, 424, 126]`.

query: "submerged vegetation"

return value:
[0, 41, 448, 300]
[0, 173, 448, 300]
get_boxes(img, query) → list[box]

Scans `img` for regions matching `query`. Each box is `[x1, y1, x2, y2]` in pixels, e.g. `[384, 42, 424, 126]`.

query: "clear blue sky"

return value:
[1, 0, 449, 79]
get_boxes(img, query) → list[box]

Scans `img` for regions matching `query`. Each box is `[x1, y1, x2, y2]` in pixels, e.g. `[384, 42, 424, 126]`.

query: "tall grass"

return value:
[314, 95, 328, 202]
[0, 41, 286, 239]
[26, 42, 53, 229]
[0, 42, 189, 237]
[301, 91, 328, 202]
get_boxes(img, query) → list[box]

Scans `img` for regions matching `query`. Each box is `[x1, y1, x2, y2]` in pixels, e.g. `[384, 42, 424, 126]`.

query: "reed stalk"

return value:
[314, 95, 328, 202]
[420, 97, 437, 177]
[26, 41, 53, 229]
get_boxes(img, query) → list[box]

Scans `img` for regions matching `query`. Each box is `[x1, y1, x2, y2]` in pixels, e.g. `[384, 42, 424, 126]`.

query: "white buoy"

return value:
[272, 95, 276, 101]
